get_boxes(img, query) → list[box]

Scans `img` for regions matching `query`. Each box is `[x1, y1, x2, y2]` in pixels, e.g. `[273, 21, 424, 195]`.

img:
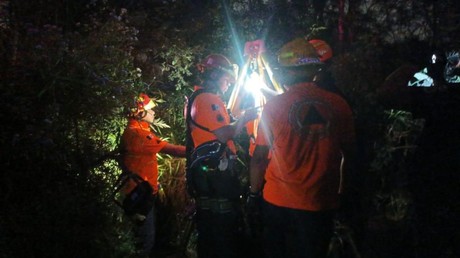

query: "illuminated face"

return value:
[142, 109, 155, 124]
[218, 73, 234, 94]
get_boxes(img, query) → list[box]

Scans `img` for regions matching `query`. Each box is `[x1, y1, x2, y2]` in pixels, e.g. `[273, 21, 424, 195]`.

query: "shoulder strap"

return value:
[186, 89, 212, 132]
[185, 89, 212, 167]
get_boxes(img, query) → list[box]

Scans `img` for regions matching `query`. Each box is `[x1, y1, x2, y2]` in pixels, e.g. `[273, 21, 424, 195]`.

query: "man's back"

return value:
[256, 82, 355, 211]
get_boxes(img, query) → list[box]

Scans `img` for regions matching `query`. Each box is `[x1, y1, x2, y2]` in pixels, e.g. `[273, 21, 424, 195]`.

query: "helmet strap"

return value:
[137, 111, 147, 120]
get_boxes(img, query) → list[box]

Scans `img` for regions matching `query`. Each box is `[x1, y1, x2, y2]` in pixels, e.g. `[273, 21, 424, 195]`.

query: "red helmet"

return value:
[130, 93, 155, 116]
[197, 54, 237, 82]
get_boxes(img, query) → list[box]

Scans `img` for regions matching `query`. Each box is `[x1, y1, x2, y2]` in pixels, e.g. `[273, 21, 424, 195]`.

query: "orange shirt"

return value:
[121, 119, 168, 193]
[246, 119, 257, 156]
[190, 90, 236, 154]
[255, 82, 355, 211]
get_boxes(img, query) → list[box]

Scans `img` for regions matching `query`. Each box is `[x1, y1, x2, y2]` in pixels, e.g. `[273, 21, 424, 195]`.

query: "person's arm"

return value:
[212, 107, 258, 143]
[249, 145, 270, 194]
[160, 143, 186, 158]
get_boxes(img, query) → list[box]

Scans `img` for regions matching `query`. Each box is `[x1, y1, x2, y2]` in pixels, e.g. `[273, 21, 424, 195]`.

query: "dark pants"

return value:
[135, 204, 156, 257]
[262, 201, 335, 258]
[195, 207, 240, 258]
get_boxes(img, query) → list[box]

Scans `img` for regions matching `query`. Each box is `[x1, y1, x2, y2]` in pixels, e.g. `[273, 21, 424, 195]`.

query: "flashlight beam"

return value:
[228, 60, 250, 113]
[260, 56, 283, 93]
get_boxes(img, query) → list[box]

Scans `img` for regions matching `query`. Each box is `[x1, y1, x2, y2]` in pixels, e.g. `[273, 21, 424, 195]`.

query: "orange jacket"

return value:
[121, 119, 167, 193]
[256, 82, 355, 211]
[189, 88, 237, 154]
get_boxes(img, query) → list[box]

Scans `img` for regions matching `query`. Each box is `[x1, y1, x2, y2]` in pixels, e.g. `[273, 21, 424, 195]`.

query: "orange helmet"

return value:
[277, 38, 322, 67]
[309, 39, 333, 62]
[197, 54, 237, 82]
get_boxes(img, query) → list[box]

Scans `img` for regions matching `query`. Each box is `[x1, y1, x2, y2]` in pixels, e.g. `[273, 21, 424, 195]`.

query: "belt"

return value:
[195, 197, 235, 214]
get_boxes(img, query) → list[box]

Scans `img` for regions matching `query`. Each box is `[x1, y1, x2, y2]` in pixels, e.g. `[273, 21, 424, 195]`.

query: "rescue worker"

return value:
[184, 54, 258, 258]
[249, 38, 356, 258]
[120, 93, 185, 257]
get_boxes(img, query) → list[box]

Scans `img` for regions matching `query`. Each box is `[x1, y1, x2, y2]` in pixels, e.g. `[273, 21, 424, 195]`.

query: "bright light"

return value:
[244, 72, 265, 103]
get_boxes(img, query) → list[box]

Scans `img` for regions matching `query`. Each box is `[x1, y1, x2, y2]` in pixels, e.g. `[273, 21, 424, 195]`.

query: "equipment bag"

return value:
[187, 140, 241, 199]
[112, 172, 155, 217]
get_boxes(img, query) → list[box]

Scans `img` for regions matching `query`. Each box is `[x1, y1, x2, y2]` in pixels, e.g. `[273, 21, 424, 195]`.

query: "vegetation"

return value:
[1, 0, 459, 257]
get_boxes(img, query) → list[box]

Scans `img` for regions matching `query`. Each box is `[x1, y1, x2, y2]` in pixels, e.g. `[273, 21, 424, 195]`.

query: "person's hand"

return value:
[227, 108, 237, 122]
[242, 107, 259, 123]
[246, 191, 263, 237]
[246, 192, 262, 213]
[131, 213, 147, 226]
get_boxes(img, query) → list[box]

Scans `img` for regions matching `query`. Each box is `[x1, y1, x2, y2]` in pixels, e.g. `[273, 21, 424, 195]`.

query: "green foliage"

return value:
[155, 157, 190, 247]
[2, 0, 460, 256]
[157, 44, 196, 91]
[1, 2, 145, 256]
[368, 110, 424, 218]
[370, 110, 424, 183]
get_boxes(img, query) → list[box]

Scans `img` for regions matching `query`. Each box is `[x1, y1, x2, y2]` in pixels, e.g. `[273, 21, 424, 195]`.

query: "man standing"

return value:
[185, 54, 257, 258]
[249, 38, 356, 258]
[121, 93, 185, 257]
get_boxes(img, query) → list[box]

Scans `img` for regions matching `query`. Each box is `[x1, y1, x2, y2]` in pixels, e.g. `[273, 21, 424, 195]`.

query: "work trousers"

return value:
[135, 204, 156, 257]
[195, 206, 240, 258]
[262, 201, 335, 258]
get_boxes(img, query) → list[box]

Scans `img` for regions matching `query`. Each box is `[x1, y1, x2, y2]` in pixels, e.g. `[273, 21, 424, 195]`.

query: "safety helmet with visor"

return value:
[276, 38, 324, 86]
[277, 38, 323, 67]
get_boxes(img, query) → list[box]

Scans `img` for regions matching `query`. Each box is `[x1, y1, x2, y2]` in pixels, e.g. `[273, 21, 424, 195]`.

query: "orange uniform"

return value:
[256, 82, 355, 211]
[121, 119, 167, 193]
[190, 89, 237, 153]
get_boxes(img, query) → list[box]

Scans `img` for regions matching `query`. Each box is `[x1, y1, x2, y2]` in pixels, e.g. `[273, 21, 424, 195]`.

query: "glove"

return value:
[132, 213, 147, 224]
